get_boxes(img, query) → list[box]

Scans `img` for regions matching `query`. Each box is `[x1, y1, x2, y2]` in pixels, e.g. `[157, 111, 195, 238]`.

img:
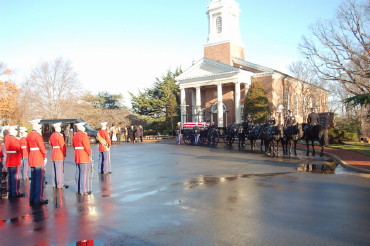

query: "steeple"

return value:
[204, 0, 245, 65]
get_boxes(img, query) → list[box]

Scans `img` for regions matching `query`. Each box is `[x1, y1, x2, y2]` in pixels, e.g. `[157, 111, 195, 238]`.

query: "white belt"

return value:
[21, 146, 27, 149]
[7, 151, 17, 154]
[75, 147, 84, 150]
[30, 148, 40, 151]
[53, 146, 60, 149]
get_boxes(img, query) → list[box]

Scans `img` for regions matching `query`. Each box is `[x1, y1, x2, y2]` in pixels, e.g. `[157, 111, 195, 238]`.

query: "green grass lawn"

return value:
[328, 141, 370, 157]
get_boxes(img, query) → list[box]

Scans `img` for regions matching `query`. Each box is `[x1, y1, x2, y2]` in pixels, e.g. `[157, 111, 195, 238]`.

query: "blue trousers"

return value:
[75, 163, 91, 194]
[21, 157, 29, 179]
[8, 166, 21, 196]
[0, 161, 2, 189]
[53, 161, 64, 188]
[99, 151, 109, 174]
[30, 166, 45, 203]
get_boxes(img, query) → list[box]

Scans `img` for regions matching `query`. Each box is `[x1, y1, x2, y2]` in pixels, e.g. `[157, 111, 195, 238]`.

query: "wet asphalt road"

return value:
[1, 141, 370, 245]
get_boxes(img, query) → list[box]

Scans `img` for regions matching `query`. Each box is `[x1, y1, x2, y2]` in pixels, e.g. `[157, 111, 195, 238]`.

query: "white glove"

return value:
[44, 158, 47, 165]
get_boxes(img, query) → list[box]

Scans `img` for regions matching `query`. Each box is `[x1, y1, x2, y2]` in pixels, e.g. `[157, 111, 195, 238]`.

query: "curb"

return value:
[324, 152, 370, 174]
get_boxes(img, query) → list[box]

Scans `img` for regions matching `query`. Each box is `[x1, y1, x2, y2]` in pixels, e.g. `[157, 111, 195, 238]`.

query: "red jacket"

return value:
[49, 132, 66, 161]
[20, 136, 29, 158]
[98, 129, 111, 152]
[72, 131, 91, 164]
[0, 142, 3, 162]
[5, 135, 22, 167]
[27, 131, 47, 167]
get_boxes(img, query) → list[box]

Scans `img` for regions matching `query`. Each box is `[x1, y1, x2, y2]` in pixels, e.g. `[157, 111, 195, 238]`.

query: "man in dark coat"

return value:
[284, 110, 296, 128]
[307, 108, 320, 126]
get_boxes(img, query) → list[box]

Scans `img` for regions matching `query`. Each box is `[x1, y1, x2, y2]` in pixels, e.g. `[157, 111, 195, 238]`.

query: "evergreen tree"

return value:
[244, 80, 270, 124]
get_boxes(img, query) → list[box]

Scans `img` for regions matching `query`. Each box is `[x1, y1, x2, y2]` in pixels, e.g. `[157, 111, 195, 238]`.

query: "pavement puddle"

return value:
[120, 188, 163, 202]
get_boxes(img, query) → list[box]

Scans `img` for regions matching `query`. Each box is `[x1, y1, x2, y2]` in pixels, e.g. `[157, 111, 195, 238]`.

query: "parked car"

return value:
[40, 119, 98, 144]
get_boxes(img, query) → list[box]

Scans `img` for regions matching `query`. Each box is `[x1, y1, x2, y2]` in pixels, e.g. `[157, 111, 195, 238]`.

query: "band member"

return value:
[97, 122, 111, 174]
[19, 127, 29, 180]
[5, 126, 24, 198]
[176, 122, 182, 145]
[284, 110, 296, 128]
[49, 122, 68, 189]
[307, 107, 320, 126]
[27, 119, 48, 205]
[73, 122, 92, 195]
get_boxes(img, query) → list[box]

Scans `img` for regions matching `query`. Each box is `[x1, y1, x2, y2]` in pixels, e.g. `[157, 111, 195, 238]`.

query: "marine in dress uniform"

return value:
[19, 127, 30, 180]
[49, 122, 68, 189]
[0, 141, 4, 193]
[193, 123, 200, 145]
[73, 122, 92, 195]
[5, 126, 24, 198]
[97, 122, 111, 174]
[27, 119, 48, 205]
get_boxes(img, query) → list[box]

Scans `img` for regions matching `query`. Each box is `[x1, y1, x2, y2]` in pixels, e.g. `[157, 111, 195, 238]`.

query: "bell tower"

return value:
[204, 0, 245, 65]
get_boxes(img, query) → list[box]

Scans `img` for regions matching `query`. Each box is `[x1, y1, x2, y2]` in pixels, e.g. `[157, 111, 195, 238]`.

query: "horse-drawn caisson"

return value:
[181, 122, 220, 146]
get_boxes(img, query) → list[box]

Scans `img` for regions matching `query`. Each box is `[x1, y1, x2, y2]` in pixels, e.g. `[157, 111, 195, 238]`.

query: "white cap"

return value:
[29, 119, 41, 125]
[100, 122, 108, 126]
[19, 127, 27, 132]
[75, 122, 86, 127]
[53, 122, 62, 128]
[177, 122, 181, 125]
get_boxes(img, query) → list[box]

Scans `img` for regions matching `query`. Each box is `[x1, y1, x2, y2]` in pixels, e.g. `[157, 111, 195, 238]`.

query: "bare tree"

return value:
[300, 0, 369, 96]
[25, 57, 81, 118]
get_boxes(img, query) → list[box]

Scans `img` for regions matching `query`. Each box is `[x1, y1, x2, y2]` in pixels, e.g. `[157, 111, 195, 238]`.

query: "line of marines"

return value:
[1, 120, 112, 206]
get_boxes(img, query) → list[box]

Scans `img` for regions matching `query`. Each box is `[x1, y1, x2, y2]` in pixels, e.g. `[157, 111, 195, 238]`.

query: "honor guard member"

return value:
[193, 123, 200, 145]
[0, 141, 4, 193]
[27, 119, 48, 205]
[176, 122, 182, 145]
[49, 122, 68, 189]
[73, 122, 92, 195]
[307, 107, 320, 126]
[19, 127, 29, 180]
[246, 113, 253, 123]
[284, 110, 296, 128]
[267, 113, 276, 126]
[97, 122, 111, 174]
[6, 126, 24, 198]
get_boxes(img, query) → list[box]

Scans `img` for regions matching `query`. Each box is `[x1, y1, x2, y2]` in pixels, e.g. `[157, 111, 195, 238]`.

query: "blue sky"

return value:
[1, 0, 343, 106]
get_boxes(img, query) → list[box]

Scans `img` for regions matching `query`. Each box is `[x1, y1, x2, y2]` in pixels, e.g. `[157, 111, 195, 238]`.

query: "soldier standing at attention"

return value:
[97, 122, 111, 174]
[27, 119, 48, 205]
[5, 126, 24, 198]
[284, 110, 296, 128]
[73, 122, 92, 195]
[19, 127, 29, 180]
[49, 122, 68, 189]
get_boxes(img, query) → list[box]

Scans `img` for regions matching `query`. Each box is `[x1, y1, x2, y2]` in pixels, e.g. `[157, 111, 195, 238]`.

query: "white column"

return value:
[195, 86, 202, 122]
[180, 88, 186, 124]
[191, 90, 196, 122]
[217, 83, 224, 127]
[235, 82, 241, 123]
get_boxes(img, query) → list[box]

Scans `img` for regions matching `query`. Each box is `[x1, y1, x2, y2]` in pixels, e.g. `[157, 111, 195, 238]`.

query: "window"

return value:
[216, 16, 222, 33]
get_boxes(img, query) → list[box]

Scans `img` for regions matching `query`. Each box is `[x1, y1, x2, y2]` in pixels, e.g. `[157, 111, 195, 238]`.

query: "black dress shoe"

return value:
[32, 200, 48, 206]
[63, 185, 69, 189]
[83, 191, 92, 195]
[14, 193, 25, 198]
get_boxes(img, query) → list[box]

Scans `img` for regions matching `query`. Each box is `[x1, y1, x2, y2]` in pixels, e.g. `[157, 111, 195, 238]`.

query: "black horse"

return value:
[261, 125, 283, 156]
[249, 123, 269, 152]
[302, 123, 329, 157]
[282, 124, 304, 156]
[237, 122, 255, 149]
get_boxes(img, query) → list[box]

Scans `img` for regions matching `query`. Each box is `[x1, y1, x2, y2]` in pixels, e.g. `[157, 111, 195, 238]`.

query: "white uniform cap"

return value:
[75, 122, 86, 127]
[100, 122, 108, 126]
[177, 122, 181, 125]
[19, 127, 27, 132]
[29, 119, 41, 125]
[53, 122, 62, 128]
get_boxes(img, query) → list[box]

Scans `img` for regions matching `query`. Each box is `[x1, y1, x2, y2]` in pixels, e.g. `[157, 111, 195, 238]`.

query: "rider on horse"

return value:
[267, 113, 276, 126]
[284, 110, 296, 134]
[306, 107, 320, 132]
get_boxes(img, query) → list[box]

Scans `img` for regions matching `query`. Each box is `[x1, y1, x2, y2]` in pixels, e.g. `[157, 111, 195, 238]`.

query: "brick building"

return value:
[176, 0, 328, 127]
